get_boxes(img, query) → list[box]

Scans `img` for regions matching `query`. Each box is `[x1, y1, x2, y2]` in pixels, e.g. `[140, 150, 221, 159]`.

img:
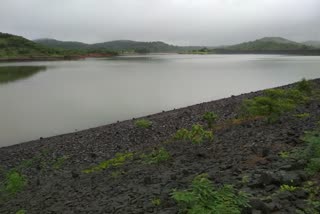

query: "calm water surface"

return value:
[1, 54, 320, 147]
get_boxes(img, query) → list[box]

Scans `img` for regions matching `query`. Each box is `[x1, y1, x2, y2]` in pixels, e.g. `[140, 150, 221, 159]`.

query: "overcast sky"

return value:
[1, 0, 319, 46]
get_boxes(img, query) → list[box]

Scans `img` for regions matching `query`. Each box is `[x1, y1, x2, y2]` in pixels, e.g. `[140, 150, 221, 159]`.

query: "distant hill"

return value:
[34, 38, 89, 50]
[34, 38, 205, 53]
[224, 37, 311, 51]
[0, 32, 63, 58]
[90, 40, 180, 53]
[0, 33, 119, 61]
[212, 37, 320, 55]
[302, 41, 320, 48]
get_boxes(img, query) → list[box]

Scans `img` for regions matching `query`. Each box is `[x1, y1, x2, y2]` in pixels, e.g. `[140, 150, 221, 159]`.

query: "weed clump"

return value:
[1, 171, 26, 196]
[141, 147, 171, 164]
[82, 152, 133, 173]
[151, 198, 161, 206]
[202, 112, 218, 128]
[242, 88, 308, 123]
[294, 113, 310, 118]
[172, 174, 250, 214]
[301, 131, 320, 175]
[135, 119, 152, 128]
[296, 78, 312, 95]
[174, 124, 213, 144]
[280, 184, 298, 192]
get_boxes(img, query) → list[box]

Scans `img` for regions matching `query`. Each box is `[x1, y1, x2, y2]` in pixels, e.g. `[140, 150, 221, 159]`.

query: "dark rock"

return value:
[71, 171, 79, 179]
[258, 172, 280, 186]
[249, 199, 271, 214]
[278, 171, 302, 185]
[293, 189, 308, 199]
[143, 176, 152, 185]
[266, 201, 281, 211]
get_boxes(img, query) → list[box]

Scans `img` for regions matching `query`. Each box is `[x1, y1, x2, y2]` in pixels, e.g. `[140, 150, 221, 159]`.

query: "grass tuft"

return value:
[135, 119, 152, 128]
[82, 152, 133, 173]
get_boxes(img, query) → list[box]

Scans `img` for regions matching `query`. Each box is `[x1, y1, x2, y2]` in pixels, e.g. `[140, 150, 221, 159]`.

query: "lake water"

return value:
[1, 54, 320, 147]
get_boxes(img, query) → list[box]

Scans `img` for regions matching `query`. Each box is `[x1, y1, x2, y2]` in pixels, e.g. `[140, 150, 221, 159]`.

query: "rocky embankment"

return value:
[0, 79, 320, 214]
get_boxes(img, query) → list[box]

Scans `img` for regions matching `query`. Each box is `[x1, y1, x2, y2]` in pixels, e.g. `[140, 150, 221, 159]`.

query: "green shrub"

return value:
[135, 119, 152, 128]
[172, 174, 250, 214]
[202, 112, 218, 128]
[174, 124, 213, 144]
[297, 78, 312, 95]
[301, 131, 320, 175]
[141, 147, 171, 164]
[3, 171, 26, 195]
[82, 152, 133, 173]
[174, 128, 190, 141]
[242, 88, 308, 123]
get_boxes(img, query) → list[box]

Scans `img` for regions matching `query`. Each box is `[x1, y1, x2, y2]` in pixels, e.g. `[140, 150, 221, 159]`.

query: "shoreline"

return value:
[1, 78, 320, 213]
[0, 79, 301, 150]
[0, 78, 317, 150]
[0, 53, 118, 63]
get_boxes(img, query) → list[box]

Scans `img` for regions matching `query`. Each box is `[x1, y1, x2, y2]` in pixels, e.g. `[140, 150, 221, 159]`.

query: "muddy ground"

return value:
[1, 79, 320, 214]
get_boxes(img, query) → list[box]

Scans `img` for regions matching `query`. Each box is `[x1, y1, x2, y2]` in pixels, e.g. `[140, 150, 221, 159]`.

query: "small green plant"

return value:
[16, 209, 26, 214]
[296, 78, 312, 95]
[241, 175, 250, 184]
[111, 170, 125, 179]
[151, 198, 161, 206]
[279, 151, 290, 158]
[3, 171, 26, 195]
[171, 174, 250, 214]
[141, 147, 171, 164]
[52, 156, 68, 169]
[280, 184, 298, 192]
[174, 124, 213, 144]
[82, 152, 133, 173]
[294, 113, 310, 118]
[202, 112, 218, 128]
[135, 119, 152, 128]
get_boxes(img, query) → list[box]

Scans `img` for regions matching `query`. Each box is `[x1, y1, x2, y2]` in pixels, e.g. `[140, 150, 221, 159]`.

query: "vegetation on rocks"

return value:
[0, 171, 26, 196]
[135, 119, 152, 128]
[82, 152, 133, 173]
[174, 124, 213, 144]
[243, 79, 312, 123]
[141, 147, 171, 164]
[2, 79, 320, 213]
[202, 112, 218, 128]
[172, 174, 250, 214]
[301, 131, 320, 175]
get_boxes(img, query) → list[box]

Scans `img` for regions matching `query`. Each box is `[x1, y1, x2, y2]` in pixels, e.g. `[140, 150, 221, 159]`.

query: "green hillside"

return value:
[210, 37, 320, 55]
[91, 40, 180, 53]
[224, 37, 311, 51]
[33, 38, 88, 50]
[0, 33, 64, 58]
[303, 40, 320, 48]
[34, 38, 206, 53]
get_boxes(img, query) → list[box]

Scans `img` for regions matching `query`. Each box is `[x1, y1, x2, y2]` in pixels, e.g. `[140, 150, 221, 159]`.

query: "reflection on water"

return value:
[0, 66, 46, 84]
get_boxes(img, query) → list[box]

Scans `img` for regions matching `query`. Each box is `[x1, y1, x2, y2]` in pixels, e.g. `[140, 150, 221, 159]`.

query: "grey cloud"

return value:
[0, 0, 319, 45]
